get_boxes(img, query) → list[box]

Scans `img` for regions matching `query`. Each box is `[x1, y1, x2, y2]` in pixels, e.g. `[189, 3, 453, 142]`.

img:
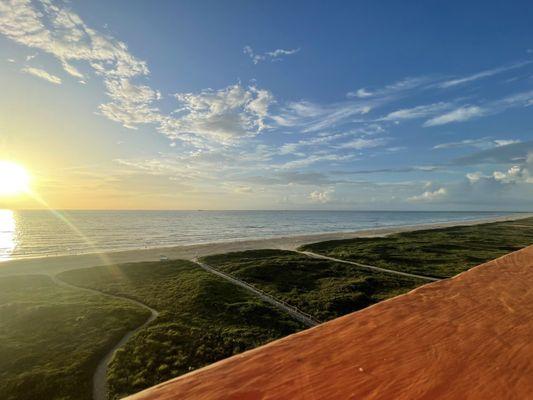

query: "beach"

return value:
[1, 213, 530, 277]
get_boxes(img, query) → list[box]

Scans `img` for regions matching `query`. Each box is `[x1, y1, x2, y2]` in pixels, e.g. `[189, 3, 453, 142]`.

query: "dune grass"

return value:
[0, 274, 149, 400]
[300, 217, 533, 278]
[58, 259, 305, 399]
[200, 249, 425, 321]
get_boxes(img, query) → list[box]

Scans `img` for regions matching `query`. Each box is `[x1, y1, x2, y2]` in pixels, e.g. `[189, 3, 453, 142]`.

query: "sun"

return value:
[0, 161, 31, 197]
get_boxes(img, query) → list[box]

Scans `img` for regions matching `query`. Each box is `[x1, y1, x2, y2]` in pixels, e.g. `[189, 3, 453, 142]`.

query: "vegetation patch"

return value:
[0, 274, 149, 400]
[59, 259, 304, 399]
[300, 217, 533, 278]
[200, 249, 425, 321]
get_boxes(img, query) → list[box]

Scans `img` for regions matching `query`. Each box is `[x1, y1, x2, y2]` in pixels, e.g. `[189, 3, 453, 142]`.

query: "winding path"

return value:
[51, 275, 159, 400]
[193, 259, 320, 327]
[296, 250, 441, 282]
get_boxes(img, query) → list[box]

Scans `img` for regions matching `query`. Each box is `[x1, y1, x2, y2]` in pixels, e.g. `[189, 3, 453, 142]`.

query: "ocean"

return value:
[0, 210, 514, 261]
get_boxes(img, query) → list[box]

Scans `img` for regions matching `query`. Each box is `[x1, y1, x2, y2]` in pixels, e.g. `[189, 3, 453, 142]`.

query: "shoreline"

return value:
[1, 212, 519, 263]
[0, 213, 531, 277]
[1, 213, 520, 262]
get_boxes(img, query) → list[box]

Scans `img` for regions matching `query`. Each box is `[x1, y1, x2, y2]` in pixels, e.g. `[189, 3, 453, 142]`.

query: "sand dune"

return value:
[126, 245, 533, 400]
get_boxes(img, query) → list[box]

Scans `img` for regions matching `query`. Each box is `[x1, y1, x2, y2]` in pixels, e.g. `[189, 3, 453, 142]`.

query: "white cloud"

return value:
[0, 0, 149, 80]
[408, 187, 447, 202]
[60, 59, 84, 79]
[271, 99, 376, 133]
[162, 84, 274, 145]
[0, 0, 157, 127]
[274, 125, 388, 168]
[381, 102, 451, 122]
[21, 66, 61, 84]
[438, 61, 531, 88]
[499, 90, 533, 107]
[278, 133, 345, 155]
[493, 139, 521, 147]
[243, 45, 300, 64]
[433, 138, 521, 150]
[279, 153, 353, 169]
[430, 154, 533, 207]
[466, 171, 484, 183]
[347, 88, 373, 98]
[309, 188, 333, 203]
[423, 106, 485, 127]
[98, 78, 162, 129]
[267, 48, 300, 58]
[425, 90, 533, 127]
[339, 137, 386, 150]
[346, 76, 430, 99]
[492, 165, 525, 183]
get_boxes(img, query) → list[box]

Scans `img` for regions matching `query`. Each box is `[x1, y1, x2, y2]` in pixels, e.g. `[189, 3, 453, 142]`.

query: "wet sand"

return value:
[126, 244, 533, 400]
[0, 213, 530, 277]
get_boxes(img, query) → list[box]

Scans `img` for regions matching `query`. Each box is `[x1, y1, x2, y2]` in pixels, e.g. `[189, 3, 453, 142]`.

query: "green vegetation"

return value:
[0, 274, 149, 400]
[201, 249, 425, 321]
[300, 217, 533, 278]
[58, 259, 304, 399]
[6, 218, 532, 400]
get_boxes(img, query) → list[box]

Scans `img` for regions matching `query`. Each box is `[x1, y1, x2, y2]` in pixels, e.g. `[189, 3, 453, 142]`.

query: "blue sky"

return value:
[0, 0, 532, 210]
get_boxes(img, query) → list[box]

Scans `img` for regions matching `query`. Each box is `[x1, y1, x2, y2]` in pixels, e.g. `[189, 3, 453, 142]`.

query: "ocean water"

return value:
[0, 210, 514, 261]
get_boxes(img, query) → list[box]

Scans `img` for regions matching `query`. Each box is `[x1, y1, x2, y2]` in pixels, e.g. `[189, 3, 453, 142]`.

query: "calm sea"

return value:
[0, 210, 514, 261]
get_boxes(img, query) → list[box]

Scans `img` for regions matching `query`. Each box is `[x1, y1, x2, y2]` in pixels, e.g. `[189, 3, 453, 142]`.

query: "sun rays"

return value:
[0, 161, 112, 266]
[0, 161, 31, 197]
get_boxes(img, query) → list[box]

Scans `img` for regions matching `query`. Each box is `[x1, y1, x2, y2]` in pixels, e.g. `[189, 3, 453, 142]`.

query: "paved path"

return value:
[297, 251, 441, 282]
[193, 259, 320, 327]
[51, 275, 159, 400]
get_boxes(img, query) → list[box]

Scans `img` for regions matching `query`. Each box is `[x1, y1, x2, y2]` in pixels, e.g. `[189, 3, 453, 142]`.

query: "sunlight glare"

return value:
[0, 161, 31, 196]
[0, 209, 16, 261]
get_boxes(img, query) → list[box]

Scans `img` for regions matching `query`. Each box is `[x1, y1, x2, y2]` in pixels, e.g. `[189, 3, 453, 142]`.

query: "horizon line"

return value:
[1, 208, 530, 213]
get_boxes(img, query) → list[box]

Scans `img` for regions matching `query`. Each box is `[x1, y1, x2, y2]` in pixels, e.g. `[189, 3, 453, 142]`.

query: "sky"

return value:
[0, 0, 532, 210]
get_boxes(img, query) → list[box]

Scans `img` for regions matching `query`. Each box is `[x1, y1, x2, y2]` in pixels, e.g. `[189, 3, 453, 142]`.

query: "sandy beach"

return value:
[0, 213, 530, 277]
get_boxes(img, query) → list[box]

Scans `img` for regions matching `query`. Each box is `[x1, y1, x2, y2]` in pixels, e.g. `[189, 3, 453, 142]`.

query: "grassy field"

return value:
[0, 274, 149, 400]
[200, 249, 425, 321]
[58, 259, 305, 399]
[300, 217, 533, 278]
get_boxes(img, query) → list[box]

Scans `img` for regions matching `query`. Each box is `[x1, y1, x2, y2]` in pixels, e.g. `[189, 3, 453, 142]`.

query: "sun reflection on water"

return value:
[0, 209, 16, 261]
